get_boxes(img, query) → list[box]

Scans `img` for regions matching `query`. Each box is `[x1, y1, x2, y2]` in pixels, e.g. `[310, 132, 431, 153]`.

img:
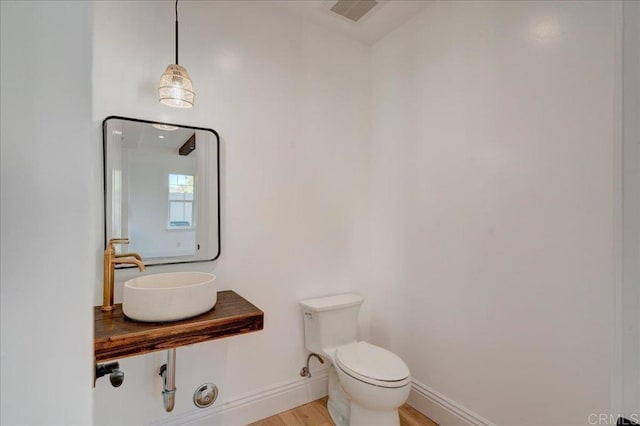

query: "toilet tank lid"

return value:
[300, 293, 364, 312]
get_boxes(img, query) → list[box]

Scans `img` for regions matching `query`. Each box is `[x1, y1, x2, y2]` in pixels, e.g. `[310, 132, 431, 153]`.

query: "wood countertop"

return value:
[94, 290, 264, 361]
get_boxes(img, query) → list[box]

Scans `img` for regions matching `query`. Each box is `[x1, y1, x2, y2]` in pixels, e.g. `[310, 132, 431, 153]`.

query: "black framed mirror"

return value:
[103, 116, 220, 266]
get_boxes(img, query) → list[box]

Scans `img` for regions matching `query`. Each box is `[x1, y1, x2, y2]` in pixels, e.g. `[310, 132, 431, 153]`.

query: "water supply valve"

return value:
[95, 361, 124, 387]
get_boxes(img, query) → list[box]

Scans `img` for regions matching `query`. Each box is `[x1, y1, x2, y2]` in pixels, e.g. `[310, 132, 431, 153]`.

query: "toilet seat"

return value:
[335, 342, 410, 388]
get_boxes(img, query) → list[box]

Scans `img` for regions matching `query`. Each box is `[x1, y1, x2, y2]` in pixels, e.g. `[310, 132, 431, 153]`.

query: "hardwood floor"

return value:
[249, 397, 438, 426]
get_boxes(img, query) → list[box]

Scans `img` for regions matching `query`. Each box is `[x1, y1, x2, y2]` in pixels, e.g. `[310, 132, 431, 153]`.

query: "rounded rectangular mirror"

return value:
[103, 116, 220, 266]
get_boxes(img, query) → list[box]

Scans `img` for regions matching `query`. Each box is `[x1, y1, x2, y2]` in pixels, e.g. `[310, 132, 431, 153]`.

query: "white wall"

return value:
[621, 0, 640, 417]
[369, 1, 617, 425]
[92, 1, 371, 424]
[0, 1, 95, 425]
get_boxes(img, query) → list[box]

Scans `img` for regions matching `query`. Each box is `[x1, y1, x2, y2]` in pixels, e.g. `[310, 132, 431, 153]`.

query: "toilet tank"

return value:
[299, 293, 364, 355]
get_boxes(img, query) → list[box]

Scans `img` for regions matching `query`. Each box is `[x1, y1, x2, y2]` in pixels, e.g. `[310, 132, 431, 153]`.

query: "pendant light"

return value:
[158, 0, 195, 108]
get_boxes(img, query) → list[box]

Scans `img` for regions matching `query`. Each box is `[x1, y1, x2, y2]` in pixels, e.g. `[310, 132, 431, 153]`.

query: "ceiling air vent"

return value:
[330, 0, 379, 23]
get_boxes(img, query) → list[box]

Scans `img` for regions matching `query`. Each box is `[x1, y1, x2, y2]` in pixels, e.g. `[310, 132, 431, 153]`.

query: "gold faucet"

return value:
[102, 238, 145, 312]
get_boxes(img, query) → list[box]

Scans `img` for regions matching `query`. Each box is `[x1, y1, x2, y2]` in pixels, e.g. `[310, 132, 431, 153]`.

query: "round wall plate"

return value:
[193, 383, 218, 408]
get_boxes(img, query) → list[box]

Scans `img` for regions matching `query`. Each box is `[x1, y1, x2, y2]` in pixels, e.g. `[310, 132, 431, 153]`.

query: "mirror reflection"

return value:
[103, 116, 220, 266]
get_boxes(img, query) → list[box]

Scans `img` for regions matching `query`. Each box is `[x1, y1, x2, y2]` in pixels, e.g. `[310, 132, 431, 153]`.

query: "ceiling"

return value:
[114, 120, 195, 152]
[263, 0, 432, 45]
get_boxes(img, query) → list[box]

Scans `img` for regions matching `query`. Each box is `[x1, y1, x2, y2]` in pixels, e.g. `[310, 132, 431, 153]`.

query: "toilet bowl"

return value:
[300, 294, 411, 426]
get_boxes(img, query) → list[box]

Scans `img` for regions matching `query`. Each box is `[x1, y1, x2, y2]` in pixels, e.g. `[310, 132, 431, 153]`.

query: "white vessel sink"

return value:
[123, 272, 217, 322]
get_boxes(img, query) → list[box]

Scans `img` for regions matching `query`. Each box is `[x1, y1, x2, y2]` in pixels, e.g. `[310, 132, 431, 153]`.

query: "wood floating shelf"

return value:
[95, 290, 264, 362]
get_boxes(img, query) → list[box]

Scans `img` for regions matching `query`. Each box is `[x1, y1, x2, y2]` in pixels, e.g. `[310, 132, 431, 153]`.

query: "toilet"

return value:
[300, 293, 411, 426]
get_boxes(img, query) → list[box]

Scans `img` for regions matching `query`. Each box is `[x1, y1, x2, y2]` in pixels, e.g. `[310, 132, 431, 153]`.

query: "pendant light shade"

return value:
[159, 64, 194, 108]
[158, 0, 195, 108]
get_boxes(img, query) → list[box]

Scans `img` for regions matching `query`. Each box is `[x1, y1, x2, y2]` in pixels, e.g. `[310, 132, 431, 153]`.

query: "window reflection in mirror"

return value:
[103, 117, 220, 266]
[168, 173, 194, 229]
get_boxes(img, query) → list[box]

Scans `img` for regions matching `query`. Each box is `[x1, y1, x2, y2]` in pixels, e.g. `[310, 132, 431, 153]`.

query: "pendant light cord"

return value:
[175, 0, 179, 65]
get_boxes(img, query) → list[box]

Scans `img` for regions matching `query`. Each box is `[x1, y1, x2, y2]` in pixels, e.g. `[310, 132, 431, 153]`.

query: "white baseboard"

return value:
[152, 369, 329, 426]
[409, 379, 495, 426]
[151, 372, 492, 426]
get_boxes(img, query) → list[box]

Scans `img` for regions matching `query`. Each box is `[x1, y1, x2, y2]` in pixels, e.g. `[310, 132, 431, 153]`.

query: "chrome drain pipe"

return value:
[159, 348, 177, 412]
